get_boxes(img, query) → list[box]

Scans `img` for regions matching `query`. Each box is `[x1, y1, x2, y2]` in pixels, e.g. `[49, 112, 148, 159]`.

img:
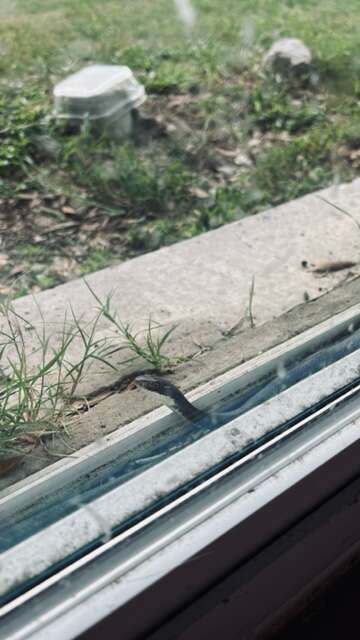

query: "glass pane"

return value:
[1, 0, 360, 624]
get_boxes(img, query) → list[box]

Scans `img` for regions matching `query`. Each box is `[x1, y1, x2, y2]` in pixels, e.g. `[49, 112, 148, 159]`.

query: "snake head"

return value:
[135, 374, 205, 423]
[135, 374, 174, 396]
[135, 373, 181, 412]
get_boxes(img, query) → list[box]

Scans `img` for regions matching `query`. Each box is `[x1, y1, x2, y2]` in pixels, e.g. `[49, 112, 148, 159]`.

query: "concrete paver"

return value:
[14, 178, 360, 337]
[2, 178, 360, 487]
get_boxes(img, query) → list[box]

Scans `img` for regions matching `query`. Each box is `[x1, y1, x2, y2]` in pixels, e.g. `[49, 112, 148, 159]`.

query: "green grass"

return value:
[1, 0, 360, 293]
[0, 297, 106, 455]
[66, 139, 194, 215]
[79, 248, 114, 275]
[0, 286, 177, 457]
[86, 281, 178, 371]
[247, 80, 327, 133]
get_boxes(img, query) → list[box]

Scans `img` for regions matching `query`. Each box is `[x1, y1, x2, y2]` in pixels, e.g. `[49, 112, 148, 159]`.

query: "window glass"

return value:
[1, 0, 360, 618]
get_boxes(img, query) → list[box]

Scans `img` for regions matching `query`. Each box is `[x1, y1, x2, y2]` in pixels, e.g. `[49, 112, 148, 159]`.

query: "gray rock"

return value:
[263, 38, 312, 77]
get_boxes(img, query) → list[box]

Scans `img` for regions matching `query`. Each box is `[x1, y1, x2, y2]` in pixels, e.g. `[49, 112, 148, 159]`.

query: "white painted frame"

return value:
[1, 304, 360, 639]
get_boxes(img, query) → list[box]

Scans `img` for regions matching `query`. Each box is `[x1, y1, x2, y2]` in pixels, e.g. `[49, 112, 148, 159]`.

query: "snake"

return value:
[135, 373, 274, 425]
[135, 374, 207, 423]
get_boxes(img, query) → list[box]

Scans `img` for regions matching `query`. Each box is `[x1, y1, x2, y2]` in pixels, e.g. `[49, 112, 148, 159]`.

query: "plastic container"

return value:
[54, 65, 146, 137]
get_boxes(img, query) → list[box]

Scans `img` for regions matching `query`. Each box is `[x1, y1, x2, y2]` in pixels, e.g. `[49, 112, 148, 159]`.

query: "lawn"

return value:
[0, 0, 359, 296]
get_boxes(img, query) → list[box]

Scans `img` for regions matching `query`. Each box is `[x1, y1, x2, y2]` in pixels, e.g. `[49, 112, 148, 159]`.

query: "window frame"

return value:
[2, 304, 360, 639]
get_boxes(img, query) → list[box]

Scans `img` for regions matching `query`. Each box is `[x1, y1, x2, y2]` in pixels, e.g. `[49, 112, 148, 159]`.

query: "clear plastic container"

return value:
[54, 65, 146, 137]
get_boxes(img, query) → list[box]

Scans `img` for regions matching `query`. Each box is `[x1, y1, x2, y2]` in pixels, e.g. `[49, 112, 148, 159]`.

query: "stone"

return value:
[263, 38, 312, 77]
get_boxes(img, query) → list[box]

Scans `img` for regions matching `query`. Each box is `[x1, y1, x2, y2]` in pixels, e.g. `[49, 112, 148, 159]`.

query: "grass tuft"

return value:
[0, 285, 177, 458]
[0, 296, 112, 455]
[85, 280, 177, 371]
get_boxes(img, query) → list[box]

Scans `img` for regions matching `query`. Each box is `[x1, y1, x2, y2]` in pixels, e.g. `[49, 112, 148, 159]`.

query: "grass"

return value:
[1, 0, 360, 293]
[0, 298, 104, 456]
[85, 281, 178, 371]
[66, 139, 194, 215]
[223, 275, 256, 337]
[79, 248, 114, 275]
[0, 286, 177, 458]
[247, 80, 327, 133]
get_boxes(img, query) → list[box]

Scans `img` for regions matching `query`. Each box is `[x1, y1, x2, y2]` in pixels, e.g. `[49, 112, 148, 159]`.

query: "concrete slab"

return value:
[10, 178, 360, 393]
[13, 177, 360, 335]
[2, 178, 360, 488]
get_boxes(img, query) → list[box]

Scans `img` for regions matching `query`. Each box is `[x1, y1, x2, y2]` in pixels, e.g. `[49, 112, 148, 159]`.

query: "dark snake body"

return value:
[135, 374, 207, 423]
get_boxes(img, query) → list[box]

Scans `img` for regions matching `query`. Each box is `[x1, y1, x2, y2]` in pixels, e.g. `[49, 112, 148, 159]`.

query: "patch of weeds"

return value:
[120, 44, 209, 93]
[0, 278, 185, 460]
[128, 219, 180, 252]
[128, 184, 270, 250]
[86, 281, 177, 372]
[119, 45, 157, 72]
[128, 185, 254, 250]
[33, 273, 60, 290]
[0, 297, 111, 456]
[248, 81, 326, 133]
[316, 54, 360, 96]
[188, 194, 240, 234]
[16, 243, 48, 259]
[79, 248, 114, 275]
[0, 87, 49, 179]
[13, 286, 31, 300]
[193, 91, 244, 139]
[188, 185, 269, 235]
[252, 127, 350, 204]
[337, 116, 360, 149]
[150, 218, 182, 247]
[144, 61, 193, 94]
[67, 139, 194, 215]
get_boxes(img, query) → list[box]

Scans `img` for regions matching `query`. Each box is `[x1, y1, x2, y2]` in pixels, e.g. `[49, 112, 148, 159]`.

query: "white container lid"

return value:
[54, 65, 146, 121]
[54, 65, 133, 99]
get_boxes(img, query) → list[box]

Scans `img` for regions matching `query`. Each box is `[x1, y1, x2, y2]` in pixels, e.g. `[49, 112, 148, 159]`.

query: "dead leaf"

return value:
[16, 192, 38, 201]
[43, 222, 79, 234]
[234, 152, 252, 167]
[0, 253, 8, 267]
[62, 206, 76, 215]
[189, 187, 209, 199]
[52, 256, 77, 274]
[82, 222, 101, 232]
[277, 131, 291, 143]
[88, 235, 109, 248]
[30, 198, 42, 209]
[215, 147, 239, 158]
[248, 134, 262, 148]
[168, 95, 191, 109]
[35, 215, 56, 229]
[312, 260, 357, 273]
[216, 164, 236, 176]
[165, 122, 178, 134]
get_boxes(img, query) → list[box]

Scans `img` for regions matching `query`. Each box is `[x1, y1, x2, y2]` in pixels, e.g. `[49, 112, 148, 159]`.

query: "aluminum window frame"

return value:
[2, 304, 360, 639]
